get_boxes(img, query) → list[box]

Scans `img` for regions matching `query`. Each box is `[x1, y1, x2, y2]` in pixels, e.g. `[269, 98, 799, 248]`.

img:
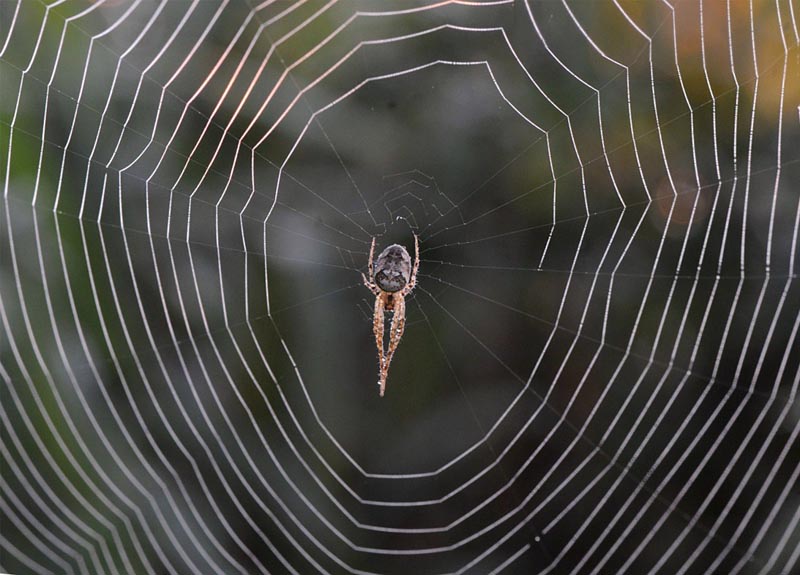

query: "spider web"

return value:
[1, 1, 799, 574]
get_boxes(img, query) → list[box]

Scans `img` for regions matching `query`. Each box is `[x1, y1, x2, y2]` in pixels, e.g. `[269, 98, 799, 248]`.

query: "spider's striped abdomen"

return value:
[374, 244, 411, 293]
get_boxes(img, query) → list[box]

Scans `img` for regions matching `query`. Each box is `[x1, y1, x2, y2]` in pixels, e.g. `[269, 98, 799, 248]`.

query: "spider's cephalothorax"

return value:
[362, 235, 419, 396]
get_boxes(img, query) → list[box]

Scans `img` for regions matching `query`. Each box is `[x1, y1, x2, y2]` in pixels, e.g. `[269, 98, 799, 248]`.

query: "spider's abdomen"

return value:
[375, 269, 407, 292]
[374, 244, 411, 293]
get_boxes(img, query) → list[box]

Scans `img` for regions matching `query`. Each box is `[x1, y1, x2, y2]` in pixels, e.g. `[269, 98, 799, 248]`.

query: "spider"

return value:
[362, 234, 419, 396]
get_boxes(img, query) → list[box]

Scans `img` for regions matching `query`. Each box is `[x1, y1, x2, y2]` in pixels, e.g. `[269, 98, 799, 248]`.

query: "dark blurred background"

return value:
[1, 1, 799, 574]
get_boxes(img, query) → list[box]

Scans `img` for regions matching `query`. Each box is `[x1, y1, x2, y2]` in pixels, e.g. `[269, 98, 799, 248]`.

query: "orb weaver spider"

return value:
[361, 234, 419, 396]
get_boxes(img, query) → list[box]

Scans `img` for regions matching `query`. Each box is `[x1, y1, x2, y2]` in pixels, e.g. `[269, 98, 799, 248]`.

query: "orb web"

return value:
[1, 1, 798, 574]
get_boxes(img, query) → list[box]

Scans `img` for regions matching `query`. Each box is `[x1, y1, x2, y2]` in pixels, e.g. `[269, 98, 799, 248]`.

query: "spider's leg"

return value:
[400, 233, 420, 296]
[362, 273, 380, 295]
[367, 237, 376, 278]
[373, 294, 386, 392]
[380, 294, 406, 396]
